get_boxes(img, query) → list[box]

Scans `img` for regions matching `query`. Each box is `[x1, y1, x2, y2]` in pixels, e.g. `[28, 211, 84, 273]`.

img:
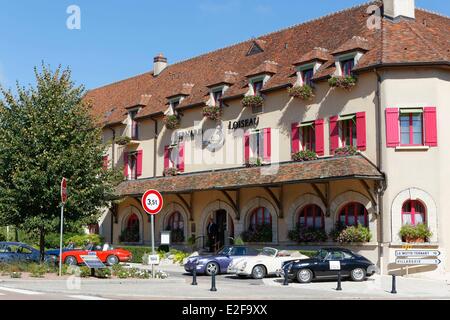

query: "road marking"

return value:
[67, 295, 111, 300]
[0, 286, 43, 295]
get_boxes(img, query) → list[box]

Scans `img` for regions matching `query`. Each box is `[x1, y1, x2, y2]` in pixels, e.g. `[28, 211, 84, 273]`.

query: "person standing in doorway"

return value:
[207, 216, 218, 252]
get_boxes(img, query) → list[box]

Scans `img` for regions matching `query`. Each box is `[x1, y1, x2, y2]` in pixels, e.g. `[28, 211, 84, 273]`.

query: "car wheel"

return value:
[205, 262, 219, 276]
[106, 255, 119, 266]
[350, 268, 366, 282]
[64, 256, 78, 266]
[251, 265, 266, 279]
[296, 269, 313, 284]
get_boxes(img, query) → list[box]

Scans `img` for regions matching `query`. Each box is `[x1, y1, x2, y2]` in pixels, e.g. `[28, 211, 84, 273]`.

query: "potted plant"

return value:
[245, 157, 263, 168]
[241, 95, 264, 109]
[328, 76, 357, 91]
[163, 167, 179, 177]
[333, 224, 372, 243]
[292, 150, 318, 162]
[399, 224, 432, 243]
[288, 224, 328, 243]
[202, 106, 222, 121]
[288, 85, 315, 101]
[241, 224, 272, 242]
[334, 146, 358, 156]
[115, 136, 131, 146]
[163, 114, 181, 130]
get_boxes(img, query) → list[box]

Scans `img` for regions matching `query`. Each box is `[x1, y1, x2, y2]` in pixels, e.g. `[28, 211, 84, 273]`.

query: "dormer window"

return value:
[129, 109, 139, 140]
[252, 80, 264, 96]
[302, 69, 314, 86]
[341, 59, 355, 76]
[213, 89, 223, 107]
[171, 99, 180, 109]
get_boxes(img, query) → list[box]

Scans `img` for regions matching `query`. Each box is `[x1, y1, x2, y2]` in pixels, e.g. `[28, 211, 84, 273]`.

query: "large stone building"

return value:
[86, 0, 450, 278]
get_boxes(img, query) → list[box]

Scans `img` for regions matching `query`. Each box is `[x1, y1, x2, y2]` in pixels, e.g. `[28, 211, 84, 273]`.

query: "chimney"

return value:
[383, 0, 415, 20]
[153, 53, 168, 76]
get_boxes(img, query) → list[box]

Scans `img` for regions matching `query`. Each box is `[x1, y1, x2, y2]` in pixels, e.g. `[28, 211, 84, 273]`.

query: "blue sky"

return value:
[0, 0, 448, 92]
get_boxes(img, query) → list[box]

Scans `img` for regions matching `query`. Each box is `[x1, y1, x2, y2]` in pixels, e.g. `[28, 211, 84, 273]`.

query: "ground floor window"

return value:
[242, 207, 272, 243]
[297, 205, 324, 229]
[402, 200, 426, 226]
[119, 212, 140, 243]
[339, 202, 368, 227]
[166, 211, 185, 243]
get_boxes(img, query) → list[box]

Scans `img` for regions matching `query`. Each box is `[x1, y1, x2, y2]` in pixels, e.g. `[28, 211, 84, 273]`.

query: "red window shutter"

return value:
[136, 150, 143, 177]
[329, 116, 339, 153]
[164, 146, 170, 169]
[263, 128, 271, 162]
[123, 152, 128, 178]
[314, 119, 324, 156]
[102, 155, 109, 170]
[244, 131, 250, 163]
[424, 107, 438, 147]
[178, 143, 185, 172]
[291, 122, 299, 155]
[385, 108, 400, 147]
[356, 112, 366, 151]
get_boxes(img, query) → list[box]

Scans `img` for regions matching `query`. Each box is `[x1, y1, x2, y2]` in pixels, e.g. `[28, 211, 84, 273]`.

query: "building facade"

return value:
[86, 0, 450, 278]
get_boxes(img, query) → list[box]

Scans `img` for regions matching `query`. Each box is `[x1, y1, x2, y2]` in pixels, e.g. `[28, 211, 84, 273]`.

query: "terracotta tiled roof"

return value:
[293, 47, 332, 66]
[115, 155, 383, 196]
[332, 36, 371, 55]
[85, 1, 450, 126]
[245, 60, 279, 78]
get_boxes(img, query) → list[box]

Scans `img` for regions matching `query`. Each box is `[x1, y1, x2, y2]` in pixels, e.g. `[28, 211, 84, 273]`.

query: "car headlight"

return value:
[241, 262, 247, 269]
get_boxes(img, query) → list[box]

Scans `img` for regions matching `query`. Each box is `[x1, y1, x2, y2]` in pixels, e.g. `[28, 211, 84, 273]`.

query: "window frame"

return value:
[339, 116, 357, 148]
[399, 111, 424, 147]
[128, 151, 138, 180]
[299, 123, 316, 152]
[249, 207, 272, 230]
[339, 202, 368, 227]
[302, 68, 314, 86]
[402, 200, 426, 226]
[129, 109, 139, 140]
[297, 204, 325, 229]
[167, 211, 184, 231]
[248, 129, 265, 160]
[341, 58, 355, 76]
[212, 89, 223, 107]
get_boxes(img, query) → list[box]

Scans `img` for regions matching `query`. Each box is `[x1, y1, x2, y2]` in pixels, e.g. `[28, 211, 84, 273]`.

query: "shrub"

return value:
[0, 233, 6, 242]
[329, 222, 348, 242]
[66, 234, 103, 247]
[299, 250, 318, 258]
[241, 95, 264, 109]
[241, 224, 272, 243]
[171, 250, 190, 265]
[202, 106, 222, 121]
[120, 246, 152, 263]
[163, 115, 181, 130]
[288, 225, 328, 243]
[233, 236, 245, 245]
[10, 271, 22, 278]
[29, 264, 47, 278]
[158, 245, 170, 252]
[328, 76, 357, 91]
[115, 136, 131, 146]
[399, 224, 432, 243]
[292, 150, 318, 162]
[95, 268, 112, 279]
[79, 266, 92, 278]
[170, 228, 185, 243]
[334, 146, 358, 156]
[336, 225, 372, 243]
[288, 85, 315, 100]
[163, 167, 179, 177]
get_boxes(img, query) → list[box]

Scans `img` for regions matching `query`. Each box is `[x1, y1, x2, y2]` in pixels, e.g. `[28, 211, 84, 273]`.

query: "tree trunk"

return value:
[39, 227, 45, 263]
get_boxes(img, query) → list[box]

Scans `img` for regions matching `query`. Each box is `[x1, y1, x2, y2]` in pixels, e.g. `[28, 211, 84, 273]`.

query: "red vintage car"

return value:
[61, 243, 132, 266]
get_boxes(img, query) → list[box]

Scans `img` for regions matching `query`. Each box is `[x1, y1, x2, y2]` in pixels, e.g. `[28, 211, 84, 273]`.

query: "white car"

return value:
[227, 247, 308, 279]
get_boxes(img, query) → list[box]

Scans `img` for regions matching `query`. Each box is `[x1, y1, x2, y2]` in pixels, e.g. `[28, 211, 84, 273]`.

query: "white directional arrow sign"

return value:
[395, 250, 440, 257]
[396, 258, 441, 265]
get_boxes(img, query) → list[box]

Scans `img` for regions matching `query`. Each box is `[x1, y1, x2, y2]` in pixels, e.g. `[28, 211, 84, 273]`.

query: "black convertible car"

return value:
[279, 248, 376, 283]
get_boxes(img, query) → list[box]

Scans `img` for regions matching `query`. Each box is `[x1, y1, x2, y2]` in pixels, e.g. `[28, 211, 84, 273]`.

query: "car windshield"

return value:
[314, 249, 329, 260]
[260, 248, 277, 257]
[217, 246, 232, 255]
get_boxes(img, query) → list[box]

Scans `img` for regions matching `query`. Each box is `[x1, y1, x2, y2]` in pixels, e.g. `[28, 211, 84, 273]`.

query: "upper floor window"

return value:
[292, 120, 325, 156]
[299, 122, 316, 151]
[244, 128, 271, 164]
[129, 109, 139, 140]
[400, 110, 423, 146]
[164, 142, 185, 173]
[297, 205, 324, 229]
[339, 202, 368, 227]
[252, 80, 264, 96]
[341, 59, 354, 76]
[339, 115, 357, 147]
[128, 152, 138, 180]
[171, 100, 180, 108]
[123, 150, 142, 180]
[213, 89, 223, 107]
[302, 69, 314, 86]
[402, 200, 426, 226]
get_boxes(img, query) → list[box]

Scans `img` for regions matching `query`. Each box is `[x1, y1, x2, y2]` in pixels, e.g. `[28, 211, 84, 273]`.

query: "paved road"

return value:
[0, 286, 113, 300]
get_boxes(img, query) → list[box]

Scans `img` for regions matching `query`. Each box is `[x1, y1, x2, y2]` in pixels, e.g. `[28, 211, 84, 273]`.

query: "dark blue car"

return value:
[184, 245, 259, 276]
[45, 243, 76, 257]
[0, 242, 47, 264]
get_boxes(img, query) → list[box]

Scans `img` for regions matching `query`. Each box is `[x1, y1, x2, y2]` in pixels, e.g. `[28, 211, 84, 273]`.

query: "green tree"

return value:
[0, 64, 122, 260]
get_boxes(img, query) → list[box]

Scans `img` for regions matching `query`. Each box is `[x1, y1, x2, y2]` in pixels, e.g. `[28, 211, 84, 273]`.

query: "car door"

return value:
[313, 252, 333, 278]
[323, 251, 346, 278]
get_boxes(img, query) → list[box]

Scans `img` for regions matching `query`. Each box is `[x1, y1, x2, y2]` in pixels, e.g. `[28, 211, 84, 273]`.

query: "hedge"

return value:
[119, 246, 153, 263]
[299, 250, 317, 257]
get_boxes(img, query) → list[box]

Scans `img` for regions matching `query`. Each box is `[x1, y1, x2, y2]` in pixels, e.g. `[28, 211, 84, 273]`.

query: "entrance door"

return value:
[215, 210, 227, 250]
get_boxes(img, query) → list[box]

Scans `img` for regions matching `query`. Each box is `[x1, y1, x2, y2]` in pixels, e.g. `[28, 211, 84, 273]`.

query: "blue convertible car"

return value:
[184, 245, 259, 276]
[0, 242, 46, 264]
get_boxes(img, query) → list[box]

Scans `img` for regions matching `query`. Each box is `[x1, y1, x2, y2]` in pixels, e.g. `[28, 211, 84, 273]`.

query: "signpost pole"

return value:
[59, 204, 64, 277]
[151, 214, 155, 278]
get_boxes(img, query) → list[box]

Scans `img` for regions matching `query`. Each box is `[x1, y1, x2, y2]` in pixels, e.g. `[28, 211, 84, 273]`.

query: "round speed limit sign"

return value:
[141, 189, 163, 215]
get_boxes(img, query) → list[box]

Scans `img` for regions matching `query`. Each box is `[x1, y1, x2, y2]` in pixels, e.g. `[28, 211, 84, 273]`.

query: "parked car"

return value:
[184, 245, 259, 276]
[61, 243, 132, 266]
[227, 247, 308, 279]
[278, 247, 377, 283]
[0, 242, 52, 264]
[45, 243, 76, 258]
